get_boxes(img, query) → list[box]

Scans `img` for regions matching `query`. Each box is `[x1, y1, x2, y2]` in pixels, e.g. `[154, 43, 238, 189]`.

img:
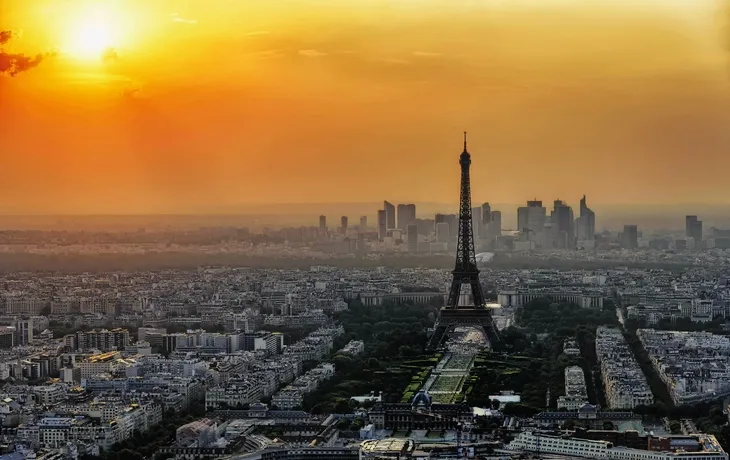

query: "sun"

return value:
[63, 7, 120, 60]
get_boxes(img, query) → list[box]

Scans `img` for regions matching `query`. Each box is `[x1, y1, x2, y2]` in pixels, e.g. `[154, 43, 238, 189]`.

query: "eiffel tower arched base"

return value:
[426, 307, 500, 351]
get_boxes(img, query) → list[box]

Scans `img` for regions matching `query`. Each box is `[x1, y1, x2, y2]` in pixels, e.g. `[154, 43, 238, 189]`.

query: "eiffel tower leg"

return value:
[480, 319, 501, 350]
[427, 323, 449, 351]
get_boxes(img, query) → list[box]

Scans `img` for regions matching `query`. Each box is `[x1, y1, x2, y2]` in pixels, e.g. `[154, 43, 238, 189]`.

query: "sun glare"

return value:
[63, 7, 120, 60]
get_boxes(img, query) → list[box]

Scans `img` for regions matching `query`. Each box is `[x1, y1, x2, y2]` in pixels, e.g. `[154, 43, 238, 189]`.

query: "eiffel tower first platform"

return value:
[426, 133, 501, 351]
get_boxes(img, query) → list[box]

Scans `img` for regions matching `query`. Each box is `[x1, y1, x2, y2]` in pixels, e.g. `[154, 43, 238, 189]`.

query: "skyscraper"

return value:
[622, 225, 639, 249]
[397, 203, 417, 230]
[576, 195, 596, 242]
[686, 215, 703, 241]
[319, 215, 327, 236]
[436, 222, 450, 243]
[490, 211, 502, 237]
[444, 214, 459, 241]
[359, 216, 367, 230]
[340, 216, 348, 234]
[517, 200, 546, 236]
[481, 202, 491, 224]
[471, 207, 482, 238]
[435, 213, 458, 242]
[407, 224, 418, 253]
[377, 210, 387, 241]
[551, 200, 575, 249]
[384, 201, 396, 230]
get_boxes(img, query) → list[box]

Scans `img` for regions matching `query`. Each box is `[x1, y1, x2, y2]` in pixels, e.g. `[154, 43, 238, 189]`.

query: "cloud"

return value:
[0, 30, 13, 46]
[169, 13, 198, 25]
[413, 51, 442, 57]
[0, 30, 55, 77]
[298, 49, 327, 57]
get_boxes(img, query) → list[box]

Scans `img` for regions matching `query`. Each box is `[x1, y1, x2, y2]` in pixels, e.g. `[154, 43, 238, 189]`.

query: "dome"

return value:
[411, 390, 432, 409]
[579, 403, 596, 413]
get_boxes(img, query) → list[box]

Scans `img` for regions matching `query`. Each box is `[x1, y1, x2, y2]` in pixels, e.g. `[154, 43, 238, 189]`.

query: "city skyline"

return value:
[2, 0, 730, 213]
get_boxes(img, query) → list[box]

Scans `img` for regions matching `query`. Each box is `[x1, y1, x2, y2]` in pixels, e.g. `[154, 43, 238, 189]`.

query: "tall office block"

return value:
[444, 214, 458, 241]
[576, 195, 596, 241]
[359, 216, 367, 230]
[436, 222, 450, 243]
[471, 207, 482, 238]
[481, 202, 491, 224]
[490, 211, 502, 237]
[622, 225, 639, 249]
[397, 204, 417, 230]
[377, 210, 387, 241]
[686, 215, 702, 241]
[14, 319, 33, 346]
[340, 216, 348, 234]
[517, 200, 546, 236]
[384, 201, 396, 230]
[551, 200, 575, 249]
[407, 224, 418, 253]
[319, 215, 327, 235]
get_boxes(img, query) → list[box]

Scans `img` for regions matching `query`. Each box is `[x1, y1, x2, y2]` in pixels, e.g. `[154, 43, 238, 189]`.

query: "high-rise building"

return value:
[340, 216, 348, 234]
[436, 222, 450, 243]
[471, 207, 482, 238]
[576, 195, 596, 241]
[481, 202, 491, 224]
[319, 215, 327, 235]
[622, 225, 639, 249]
[13, 319, 33, 346]
[357, 233, 366, 255]
[407, 224, 418, 253]
[384, 201, 396, 230]
[444, 214, 458, 241]
[489, 211, 502, 238]
[377, 210, 387, 241]
[414, 218, 434, 236]
[551, 200, 575, 249]
[435, 213, 458, 240]
[517, 200, 546, 236]
[686, 215, 703, 241]
[359, 216, 367, 230]
[397, 204, 417, 230]
[435, 213, 446, 232]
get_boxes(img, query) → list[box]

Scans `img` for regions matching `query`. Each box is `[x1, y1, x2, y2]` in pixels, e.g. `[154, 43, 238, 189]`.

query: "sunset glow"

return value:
[60, 5, 121, 60]
[1, 0, 729, 214]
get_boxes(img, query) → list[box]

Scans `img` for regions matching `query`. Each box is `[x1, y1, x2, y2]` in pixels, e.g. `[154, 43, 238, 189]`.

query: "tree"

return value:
[491, 399, 501, 410]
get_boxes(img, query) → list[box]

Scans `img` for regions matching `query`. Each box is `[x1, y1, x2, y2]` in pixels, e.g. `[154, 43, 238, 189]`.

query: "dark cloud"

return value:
[0, 30, 13, 46]
[0, 29, 54, 77]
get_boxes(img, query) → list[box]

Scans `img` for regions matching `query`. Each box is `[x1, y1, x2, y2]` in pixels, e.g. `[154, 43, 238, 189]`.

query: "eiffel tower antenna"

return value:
[426, 133, 501, 350]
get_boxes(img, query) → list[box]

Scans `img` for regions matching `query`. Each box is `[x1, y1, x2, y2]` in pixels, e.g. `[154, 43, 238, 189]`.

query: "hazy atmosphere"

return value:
[2, 0, 729, 214]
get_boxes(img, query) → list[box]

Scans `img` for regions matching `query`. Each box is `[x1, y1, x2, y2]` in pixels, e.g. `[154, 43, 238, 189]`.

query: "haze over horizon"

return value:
[2, 0, 729, 214]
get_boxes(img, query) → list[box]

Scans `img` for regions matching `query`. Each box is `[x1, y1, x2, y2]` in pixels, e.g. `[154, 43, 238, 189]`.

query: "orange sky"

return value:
[1, 0, 729, 214]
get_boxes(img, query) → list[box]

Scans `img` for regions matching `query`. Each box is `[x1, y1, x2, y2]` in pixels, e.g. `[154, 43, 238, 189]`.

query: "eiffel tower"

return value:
[426, 133, 501, 350]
